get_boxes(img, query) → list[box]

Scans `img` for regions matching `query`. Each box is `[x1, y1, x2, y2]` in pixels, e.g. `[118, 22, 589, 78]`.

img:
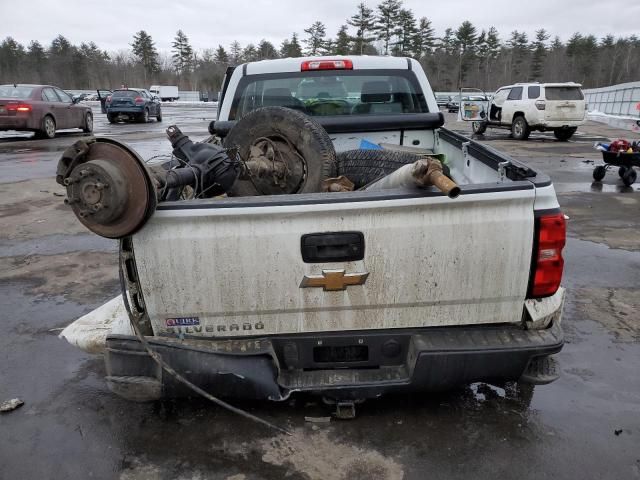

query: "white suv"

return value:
[460, 83, 587, 141]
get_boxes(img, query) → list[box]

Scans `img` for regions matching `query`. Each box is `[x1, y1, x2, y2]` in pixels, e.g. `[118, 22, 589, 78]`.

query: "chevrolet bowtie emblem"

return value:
[300, 269, 369, 291]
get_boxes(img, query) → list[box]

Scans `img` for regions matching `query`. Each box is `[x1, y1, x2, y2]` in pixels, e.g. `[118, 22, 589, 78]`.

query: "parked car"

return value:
[72, 93, 90, 102]
[460, 83, 587, 140]
[447, 97, 460, 113]
[0, 84, 93, 138]
[436, 94, 452, 108]
[105, 88, 162, 123]
[62, 56, 566, 406]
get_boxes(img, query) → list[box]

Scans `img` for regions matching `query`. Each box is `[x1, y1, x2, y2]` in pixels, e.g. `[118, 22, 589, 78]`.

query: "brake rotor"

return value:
[63, 139, 157, 238]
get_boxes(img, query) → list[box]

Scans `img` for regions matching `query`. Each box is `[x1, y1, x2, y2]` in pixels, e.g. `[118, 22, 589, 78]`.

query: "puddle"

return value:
[555, 181, 639, 193]
[563, 236, 640, 289]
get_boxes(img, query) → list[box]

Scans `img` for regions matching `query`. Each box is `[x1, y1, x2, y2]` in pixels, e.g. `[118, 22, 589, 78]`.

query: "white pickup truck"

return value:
[64, 56, 566, 406]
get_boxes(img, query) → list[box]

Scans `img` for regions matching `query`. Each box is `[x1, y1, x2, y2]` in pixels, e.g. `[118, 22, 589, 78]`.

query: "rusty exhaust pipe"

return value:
[365, 158, 460, 198]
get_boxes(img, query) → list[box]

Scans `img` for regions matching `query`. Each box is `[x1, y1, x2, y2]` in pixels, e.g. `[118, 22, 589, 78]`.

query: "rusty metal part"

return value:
[364, 158, 460, 199]
[322, 176, 355, 193]
[59, 138, 157, 239]
[243, 136, 307, 195]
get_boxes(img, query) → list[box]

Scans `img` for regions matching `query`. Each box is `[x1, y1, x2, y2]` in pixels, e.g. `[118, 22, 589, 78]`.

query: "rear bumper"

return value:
[536, 119, 586, 129]
[104, 321, 564, 402]
[107, 107, 144, 115]
[0, 117, 30, 130]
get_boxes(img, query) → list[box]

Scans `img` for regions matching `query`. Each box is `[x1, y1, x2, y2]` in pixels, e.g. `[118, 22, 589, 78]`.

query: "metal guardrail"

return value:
[583, 82, 640, 117]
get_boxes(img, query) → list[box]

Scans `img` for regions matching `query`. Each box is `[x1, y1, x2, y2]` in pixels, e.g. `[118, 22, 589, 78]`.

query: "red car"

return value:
[0, 84, 93, 139]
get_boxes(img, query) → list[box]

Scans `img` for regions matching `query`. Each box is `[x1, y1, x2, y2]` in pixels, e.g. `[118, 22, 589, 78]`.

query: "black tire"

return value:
[336, 150, 422, 189]
[622, 167, 637, 187]
[223, 106, 336, 196]
[107, 113, 116, 124]
[511, 115, 530, 140]
[156, 108, 162, 122]
[37, 115, 56, 139]
[139, 108, 149, 123]
[593, 165, 606, 181]
[82, 112, 93, 133]
[618, 166, 627, 178]
[472, 121, 487, 135]
[553, 127, 577, 141]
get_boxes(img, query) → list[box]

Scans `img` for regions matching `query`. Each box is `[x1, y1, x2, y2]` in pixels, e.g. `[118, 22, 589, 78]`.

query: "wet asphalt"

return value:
[0, 107, 639, 480]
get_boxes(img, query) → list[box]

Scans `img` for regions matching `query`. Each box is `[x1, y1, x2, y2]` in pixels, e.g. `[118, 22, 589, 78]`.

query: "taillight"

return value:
[535, 100, 546, 110]
[7, 104, 32, 113]
[529, 213, 566, 298]
[134, 96, 145, 105]
[301, 59, 353, 71]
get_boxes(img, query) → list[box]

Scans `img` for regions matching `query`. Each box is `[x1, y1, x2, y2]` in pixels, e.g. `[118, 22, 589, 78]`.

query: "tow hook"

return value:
[322, 396, 361, 419]
[335, 401, 357, 419]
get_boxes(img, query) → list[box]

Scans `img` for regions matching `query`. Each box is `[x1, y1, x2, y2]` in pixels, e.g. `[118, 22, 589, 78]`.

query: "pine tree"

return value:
[508, 30, 529, 81]
[531, 29, 549, 81]
[395, 9, 418, 56]
[131, 30, 159, 81]
[477, 26, 500, 89]
[455, 21, 477, 54]
[413, 17, 435, 59]
[281, 33, 303, 57]
[455, 21, 478, 87]
[26, 40, 47, 83]
[348, 3, 376, 55]
[242, 44, 258, 62]
[439, 28, 457, 54]
[0, 37, 25, 83]
[172, 30, 194, 75]
[304, 21, 327, 56]
[48, 35, 75, 87]
[229, 41, 242, 64]
[214, 45, 229, 64]
[374, 0, 402, 55]
[334, 25, 352, 55]
[257, 40, 279, 60]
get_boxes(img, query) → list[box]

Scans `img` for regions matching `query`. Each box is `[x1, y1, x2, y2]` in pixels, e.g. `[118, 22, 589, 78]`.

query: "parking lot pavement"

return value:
[1, 109, 638, 480]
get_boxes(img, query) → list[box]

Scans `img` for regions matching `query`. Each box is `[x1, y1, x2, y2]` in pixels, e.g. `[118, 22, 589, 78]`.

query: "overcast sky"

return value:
[2, 0, 639, 53]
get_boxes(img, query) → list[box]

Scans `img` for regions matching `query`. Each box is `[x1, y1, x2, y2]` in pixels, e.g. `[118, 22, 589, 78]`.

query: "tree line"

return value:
[1, 0, 639, 94]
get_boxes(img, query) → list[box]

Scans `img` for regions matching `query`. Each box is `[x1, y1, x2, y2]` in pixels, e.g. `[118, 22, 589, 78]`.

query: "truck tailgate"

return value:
[132, 189, 535, 337]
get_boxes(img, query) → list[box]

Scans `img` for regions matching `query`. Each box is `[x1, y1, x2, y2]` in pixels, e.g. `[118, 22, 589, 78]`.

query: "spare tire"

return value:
[337, 149, 422, 189]
[223, 107, 337, 196]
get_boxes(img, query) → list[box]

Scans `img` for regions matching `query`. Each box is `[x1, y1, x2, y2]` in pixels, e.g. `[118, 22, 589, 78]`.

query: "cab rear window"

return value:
[230, 70, 428, 120]
[545, 87, 584, 101]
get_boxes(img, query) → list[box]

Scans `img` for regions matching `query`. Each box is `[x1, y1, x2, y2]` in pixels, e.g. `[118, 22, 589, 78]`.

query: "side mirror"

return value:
[72, 97, 81, 104]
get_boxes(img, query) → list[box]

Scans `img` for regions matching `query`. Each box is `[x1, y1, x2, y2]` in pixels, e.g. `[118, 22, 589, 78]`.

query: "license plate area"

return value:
[313, 345, 368, 363]
[272, 333, 409, 370]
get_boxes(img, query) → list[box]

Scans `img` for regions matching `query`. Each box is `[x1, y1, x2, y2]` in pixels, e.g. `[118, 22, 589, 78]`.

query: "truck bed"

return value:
[128, 126, 555, 339]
